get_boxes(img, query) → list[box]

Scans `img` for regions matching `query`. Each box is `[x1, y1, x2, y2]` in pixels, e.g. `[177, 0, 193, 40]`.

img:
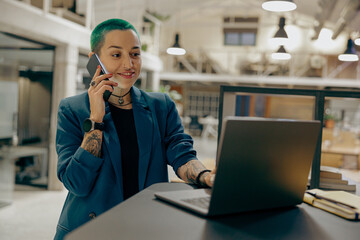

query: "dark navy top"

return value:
[109, 104, 139, 200]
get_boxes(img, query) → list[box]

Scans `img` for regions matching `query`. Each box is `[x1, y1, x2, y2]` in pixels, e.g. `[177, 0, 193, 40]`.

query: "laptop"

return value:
[154, 116, 321, 216]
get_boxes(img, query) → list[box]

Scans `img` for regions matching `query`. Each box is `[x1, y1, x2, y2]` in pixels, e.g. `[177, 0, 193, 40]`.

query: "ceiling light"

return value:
[338, 39, 359, 62]
[270, 17, 289, 46]
[355, 38, 360, 46]
[272, 45, 291, 60]
[262, 0, 297, 12]
[167, 33, 186, 55]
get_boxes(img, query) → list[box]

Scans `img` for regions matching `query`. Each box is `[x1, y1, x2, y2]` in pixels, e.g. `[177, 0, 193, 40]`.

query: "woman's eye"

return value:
[132, 53, 140, 57]
[112, 54, 120, 58]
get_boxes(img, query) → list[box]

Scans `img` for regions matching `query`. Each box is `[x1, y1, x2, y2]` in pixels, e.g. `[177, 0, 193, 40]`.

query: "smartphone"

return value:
[86, 53, 112, 101]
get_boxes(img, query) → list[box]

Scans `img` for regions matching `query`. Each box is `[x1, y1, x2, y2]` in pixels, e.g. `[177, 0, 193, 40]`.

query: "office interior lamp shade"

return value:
[338, 39, 359, 62]
[262, 0, 297, 12]
[355, 38, 360, 46]
[167, 33, 186, 55]
[270, 17, 289, 46]
[272, 45, 291, 60]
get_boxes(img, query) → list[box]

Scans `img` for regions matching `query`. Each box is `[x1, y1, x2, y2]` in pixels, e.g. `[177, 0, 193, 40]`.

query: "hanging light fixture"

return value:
[262, 0, 297, 12]
[338, 39, 359, 62]
[354, 37, 360, 46]
[166, 33, 186, 55]
[270, 17, 289, 46]
[272, 45, 291, 60]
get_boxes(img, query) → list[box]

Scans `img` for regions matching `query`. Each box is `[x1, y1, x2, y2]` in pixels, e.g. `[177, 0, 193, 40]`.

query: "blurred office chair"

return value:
[188, 115, 203, 136]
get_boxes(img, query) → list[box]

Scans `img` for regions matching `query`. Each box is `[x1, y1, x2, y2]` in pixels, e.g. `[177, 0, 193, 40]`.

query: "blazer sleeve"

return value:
[56, 99, 104, 197]
[163, 94, 198, 173]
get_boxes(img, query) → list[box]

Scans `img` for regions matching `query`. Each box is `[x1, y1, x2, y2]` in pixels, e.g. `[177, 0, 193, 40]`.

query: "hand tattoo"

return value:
[177, 160, 207, 185]
[81, 131, 102, 158]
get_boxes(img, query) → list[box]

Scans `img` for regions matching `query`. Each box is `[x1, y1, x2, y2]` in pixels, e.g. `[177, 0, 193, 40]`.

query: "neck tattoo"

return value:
[111, 89, 131, 105]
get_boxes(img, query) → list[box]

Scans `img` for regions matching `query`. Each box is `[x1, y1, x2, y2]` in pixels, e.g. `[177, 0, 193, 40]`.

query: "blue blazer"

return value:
[54, 87, 197, 239]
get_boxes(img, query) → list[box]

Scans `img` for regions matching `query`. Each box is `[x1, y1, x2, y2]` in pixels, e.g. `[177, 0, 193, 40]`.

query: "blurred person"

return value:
[54, 18, 215, 240]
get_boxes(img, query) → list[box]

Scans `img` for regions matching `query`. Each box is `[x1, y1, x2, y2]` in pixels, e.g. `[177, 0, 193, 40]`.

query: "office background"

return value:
[0, 0, 360, 239]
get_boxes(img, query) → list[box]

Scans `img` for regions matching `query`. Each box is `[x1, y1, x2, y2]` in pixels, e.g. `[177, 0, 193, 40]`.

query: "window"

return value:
[186, 91, 219, 118]
[223, 17, 258, 46]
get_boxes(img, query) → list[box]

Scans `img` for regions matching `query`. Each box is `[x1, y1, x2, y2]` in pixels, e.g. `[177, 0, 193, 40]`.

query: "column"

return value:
[150, 70, 160, 92]
[48, 44, 79, 190]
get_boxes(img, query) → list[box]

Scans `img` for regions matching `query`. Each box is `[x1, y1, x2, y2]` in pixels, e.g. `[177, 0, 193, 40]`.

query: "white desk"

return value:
[322, 145, 360, 169]
[0, 146, 48, 207]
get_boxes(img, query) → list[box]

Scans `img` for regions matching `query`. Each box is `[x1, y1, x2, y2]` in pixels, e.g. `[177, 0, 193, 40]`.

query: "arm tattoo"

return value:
[81, 131, 102, 158]
[178, 160, 207, 184]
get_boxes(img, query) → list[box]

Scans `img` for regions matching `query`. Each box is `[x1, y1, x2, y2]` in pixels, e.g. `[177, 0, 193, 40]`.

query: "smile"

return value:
[118, 72, 135, 79]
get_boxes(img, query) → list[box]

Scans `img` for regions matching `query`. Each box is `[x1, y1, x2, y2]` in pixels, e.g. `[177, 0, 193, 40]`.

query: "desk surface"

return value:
[322, 145, 360, 155]
[66, 183, 360, 240]
[0, 145, 47, 159]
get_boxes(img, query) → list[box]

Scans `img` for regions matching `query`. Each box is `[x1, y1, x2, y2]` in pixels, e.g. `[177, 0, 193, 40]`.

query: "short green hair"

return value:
[90, 18, 140, 54]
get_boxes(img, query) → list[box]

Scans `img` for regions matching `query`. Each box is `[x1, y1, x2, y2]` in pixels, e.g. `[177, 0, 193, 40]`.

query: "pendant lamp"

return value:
[354, 38, 360, 46]
[270, 17, 289, 46]
[262, 0, 297, 12]
[272, 45, 291, 60]
[166, 33, 186, 55]
[338, 39, 359, 62]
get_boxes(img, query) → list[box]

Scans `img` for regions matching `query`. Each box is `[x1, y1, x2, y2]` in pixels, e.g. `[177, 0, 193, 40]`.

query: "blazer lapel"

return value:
[102, 103, 124, 195]
[131, 87, 153, 190]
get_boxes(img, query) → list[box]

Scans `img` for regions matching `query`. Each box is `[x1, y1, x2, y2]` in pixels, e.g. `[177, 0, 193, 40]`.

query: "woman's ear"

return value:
[88, 52, 95, 59]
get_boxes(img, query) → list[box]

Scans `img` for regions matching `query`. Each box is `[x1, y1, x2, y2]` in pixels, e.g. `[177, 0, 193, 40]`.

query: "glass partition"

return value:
[322, 97, 360, 170]
[219, 86, 360, 191]
[0, 32, 54, 207]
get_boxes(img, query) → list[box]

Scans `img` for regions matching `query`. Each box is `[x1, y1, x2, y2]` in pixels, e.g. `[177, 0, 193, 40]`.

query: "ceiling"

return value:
[98, 0, 360, 38]
[1, 0, 360, 73]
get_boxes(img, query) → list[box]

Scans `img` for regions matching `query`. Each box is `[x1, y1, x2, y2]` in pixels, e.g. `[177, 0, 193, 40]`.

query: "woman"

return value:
[55, 18, 214, 239]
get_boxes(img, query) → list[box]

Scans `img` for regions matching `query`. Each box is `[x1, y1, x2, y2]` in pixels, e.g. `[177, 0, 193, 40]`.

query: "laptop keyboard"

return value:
[181, 197, 210, 209]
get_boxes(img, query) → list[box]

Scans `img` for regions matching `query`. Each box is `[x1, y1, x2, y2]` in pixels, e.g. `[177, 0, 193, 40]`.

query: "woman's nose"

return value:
[123, 55, 133, 69]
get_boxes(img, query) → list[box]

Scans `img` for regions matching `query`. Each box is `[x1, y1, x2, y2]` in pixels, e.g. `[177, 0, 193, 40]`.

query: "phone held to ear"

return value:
[86, 53, 112, 101]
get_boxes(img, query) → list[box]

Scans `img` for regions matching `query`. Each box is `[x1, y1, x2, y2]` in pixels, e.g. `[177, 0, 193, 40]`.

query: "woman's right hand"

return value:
[204, 168, 216, 188]
[88, 65, 118, 122]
